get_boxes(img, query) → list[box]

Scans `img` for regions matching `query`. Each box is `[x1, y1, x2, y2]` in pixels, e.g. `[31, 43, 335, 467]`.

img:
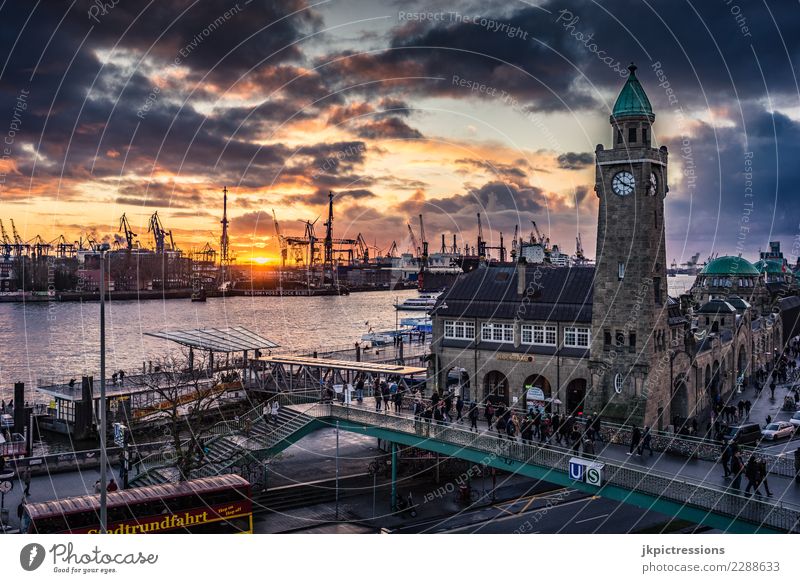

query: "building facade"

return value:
[430, 64, 793, 431]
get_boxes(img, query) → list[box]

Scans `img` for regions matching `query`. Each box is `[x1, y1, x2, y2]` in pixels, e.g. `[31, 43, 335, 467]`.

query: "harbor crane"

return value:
[9, 220, 28, 257]
[476, 213, 486, 260]
[575, 233, 586, 264]
[272, 209, 288, 268]
[148, 211, 174, 254]
[27, 234, 51, 259]
[0, 220, 11, 258]
[119, 213, 138, 250]
[418, 214, 428, 266]
[407, 222, 420, 257]
[49, 235, 76, 259]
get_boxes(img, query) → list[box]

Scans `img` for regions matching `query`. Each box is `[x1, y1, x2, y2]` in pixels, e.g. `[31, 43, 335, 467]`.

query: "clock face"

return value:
[612, 171, 635, 196]
[614, 373, 624, 394]
[648, 172, 657, 196]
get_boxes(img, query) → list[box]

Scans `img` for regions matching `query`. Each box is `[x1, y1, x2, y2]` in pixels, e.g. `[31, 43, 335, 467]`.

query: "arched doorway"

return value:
[566, 379, 587, 415]
[522, 374, 551, 411]
[671, 376, 689, 430]
[483, 371, 508, 405]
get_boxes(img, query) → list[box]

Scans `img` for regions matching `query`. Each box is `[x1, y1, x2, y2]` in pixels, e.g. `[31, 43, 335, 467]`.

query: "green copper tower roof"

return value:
[612, 64, 654, 119]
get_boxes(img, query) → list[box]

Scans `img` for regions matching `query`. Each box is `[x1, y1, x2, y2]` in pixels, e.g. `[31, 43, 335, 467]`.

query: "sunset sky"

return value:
[1, 0, 798, 264]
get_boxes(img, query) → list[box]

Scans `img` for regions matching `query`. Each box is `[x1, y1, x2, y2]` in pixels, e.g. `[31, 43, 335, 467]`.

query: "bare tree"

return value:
[135, 352, 238, 480]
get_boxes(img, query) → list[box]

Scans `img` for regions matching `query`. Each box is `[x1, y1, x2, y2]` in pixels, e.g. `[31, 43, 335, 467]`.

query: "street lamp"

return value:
[98, 242, 110, 533]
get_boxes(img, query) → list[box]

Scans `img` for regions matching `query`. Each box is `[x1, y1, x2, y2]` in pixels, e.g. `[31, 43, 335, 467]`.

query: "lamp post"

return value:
[98, 242, 110, 533]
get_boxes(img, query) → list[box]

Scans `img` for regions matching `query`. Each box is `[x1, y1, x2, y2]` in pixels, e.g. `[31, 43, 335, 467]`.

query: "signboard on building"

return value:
[496, 353, 533, 363]
[569, 457, 604, 486]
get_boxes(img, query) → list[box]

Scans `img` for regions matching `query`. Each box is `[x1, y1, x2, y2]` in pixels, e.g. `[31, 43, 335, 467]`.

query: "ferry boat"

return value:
[395, 292, 441, 311]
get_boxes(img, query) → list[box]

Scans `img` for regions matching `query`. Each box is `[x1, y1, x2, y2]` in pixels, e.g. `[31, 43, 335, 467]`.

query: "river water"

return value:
[0, 275, 696, 403]
[0, 289, 419, 403]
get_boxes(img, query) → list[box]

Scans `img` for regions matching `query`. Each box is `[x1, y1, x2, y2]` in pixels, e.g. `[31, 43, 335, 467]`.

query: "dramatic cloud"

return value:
[557, 152, 593, 170]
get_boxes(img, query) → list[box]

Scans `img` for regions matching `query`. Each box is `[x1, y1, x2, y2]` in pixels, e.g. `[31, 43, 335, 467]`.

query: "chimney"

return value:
[517, 260, 526, 295]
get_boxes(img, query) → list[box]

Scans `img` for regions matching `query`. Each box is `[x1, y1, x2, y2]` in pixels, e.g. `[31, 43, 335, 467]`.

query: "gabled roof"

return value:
[436, 264, 594, 323]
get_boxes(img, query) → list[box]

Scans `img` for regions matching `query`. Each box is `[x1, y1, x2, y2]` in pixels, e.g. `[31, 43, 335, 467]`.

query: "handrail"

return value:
[304, 402, 800, 532]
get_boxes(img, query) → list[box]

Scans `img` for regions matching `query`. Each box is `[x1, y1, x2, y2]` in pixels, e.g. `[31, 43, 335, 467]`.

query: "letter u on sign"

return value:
[568, 459, 584, 481]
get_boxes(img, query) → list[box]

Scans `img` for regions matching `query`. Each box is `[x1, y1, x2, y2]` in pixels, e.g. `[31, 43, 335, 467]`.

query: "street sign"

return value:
[569, 457, 604, 487]
[0, 480, 12, 494]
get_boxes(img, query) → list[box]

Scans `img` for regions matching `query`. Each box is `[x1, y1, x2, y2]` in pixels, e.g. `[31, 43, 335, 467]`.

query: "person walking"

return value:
[570, 425, 582, 454]
[375, 388, 382, 412]
[744, 457, 762, 496]
[505, 414, 517, 441]
[770, 380, 776, 400]
[552, 413, 561, 445]
[758, 457, 773, 496]
[521, 415, 533, 444]
[21, 468, 31, 496]
[355, 377, 364, 403]
[455, 395, 464, 423]
[720, 441, 732, 478]
[640, 426, 654, 457]
[730, 450, 744, 491]
[382, 383, 391, 413]
[628, 425, 641, 455]
[468, 401, 479, 433]
[484, 402, 495, 431]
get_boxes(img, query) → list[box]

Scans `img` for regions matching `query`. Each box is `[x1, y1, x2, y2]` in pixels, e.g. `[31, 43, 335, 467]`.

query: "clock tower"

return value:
[588, 64, 670, 427]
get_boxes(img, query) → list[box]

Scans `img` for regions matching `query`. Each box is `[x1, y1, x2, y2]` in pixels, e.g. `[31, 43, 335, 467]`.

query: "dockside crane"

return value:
[272, 209, 288, 268]
[386, 240, 398, 258]
[418, 214, 428, 267]
[406, 222, 420, 257]
[27, 235, 51, 259]
[49, 235, 76, 259]
[0, 220, 12, 258]
[575, 232, 585, 264]
[119, 213, 138, 251]
[148, 211, 168, 254]
[9, 219, 28, 257]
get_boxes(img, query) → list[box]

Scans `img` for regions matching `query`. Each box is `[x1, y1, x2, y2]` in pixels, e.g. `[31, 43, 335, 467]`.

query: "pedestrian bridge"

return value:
[131, 396, 800, 533]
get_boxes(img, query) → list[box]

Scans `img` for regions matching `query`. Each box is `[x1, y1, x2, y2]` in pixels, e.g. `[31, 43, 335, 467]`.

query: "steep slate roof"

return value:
[612, 64, 654, 119]
[697, 299, 737, 314]
[436, 264, 594, 323]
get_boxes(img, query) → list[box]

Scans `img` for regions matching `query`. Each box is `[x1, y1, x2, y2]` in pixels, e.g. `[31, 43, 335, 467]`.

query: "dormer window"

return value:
[628, 127, 637, 143]
[642, 127, 648, 143]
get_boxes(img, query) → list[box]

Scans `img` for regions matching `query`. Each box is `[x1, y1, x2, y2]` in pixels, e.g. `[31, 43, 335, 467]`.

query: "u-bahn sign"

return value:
[569, 457, 604, 486]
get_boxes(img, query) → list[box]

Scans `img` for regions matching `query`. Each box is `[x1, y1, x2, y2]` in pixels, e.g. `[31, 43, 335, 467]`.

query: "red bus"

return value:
[21, 474, 253, 534]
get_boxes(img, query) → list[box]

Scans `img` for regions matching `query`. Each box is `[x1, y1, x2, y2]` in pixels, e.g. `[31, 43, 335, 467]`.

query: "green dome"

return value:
[755, 259, 786, 275]
[612, 64, 654, 119]
[701, 256, 760, 276]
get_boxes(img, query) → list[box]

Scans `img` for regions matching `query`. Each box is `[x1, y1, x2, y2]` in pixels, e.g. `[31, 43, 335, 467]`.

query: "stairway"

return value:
[129, 404, 316, 488]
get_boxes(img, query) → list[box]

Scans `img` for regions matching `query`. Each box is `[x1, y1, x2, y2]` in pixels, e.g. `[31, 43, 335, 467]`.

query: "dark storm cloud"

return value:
[354, 117, 423, 139]
[663, 104, 800, 255]
[556, 152, 593, 170]
[456, 158, 528, 180]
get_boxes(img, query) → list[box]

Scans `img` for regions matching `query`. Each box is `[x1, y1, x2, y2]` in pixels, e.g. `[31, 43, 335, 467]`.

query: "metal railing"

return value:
[299, 402, 800, 532]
